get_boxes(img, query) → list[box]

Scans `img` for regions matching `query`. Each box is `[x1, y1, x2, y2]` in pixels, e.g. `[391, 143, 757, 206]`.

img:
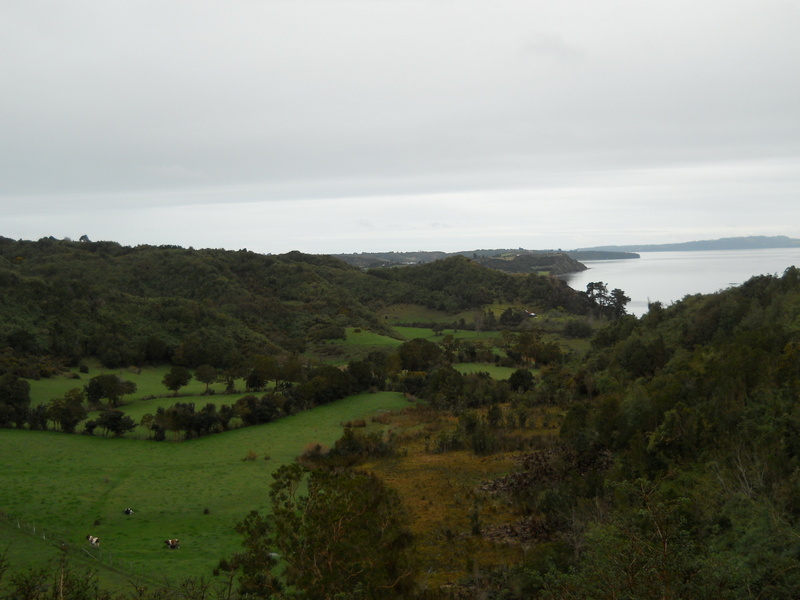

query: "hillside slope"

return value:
[0, 237, 592, 368]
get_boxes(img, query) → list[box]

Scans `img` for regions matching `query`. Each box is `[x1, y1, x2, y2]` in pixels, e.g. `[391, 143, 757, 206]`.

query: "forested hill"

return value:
[530, 265, 800, 597]
[0, 237, 591, 369]
[334, 249, 588, 275]
[578, 235, 800, 252]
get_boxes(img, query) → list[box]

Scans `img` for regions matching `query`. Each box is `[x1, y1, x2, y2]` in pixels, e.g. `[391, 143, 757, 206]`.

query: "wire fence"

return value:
[1, 510, 162, 587]
[0, 511, 243, 600]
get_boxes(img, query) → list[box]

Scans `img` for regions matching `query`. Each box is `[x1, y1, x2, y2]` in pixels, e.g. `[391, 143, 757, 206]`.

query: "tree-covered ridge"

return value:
[367, 255, 590, 313]
[335, 248, 588, 275]
[519, 266, 800, 598]
[0, 237, 592, 370]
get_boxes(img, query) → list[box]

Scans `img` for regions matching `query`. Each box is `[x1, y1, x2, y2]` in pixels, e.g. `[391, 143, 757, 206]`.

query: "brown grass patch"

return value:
[300, 442, 330, 458]
[362, 407, 537, 588]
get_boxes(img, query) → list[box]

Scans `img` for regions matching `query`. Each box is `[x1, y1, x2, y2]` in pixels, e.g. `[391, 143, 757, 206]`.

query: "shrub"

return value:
[372, 412, 392, 425]
[564, 319, 594, 338]
[301, 442, 330, 459]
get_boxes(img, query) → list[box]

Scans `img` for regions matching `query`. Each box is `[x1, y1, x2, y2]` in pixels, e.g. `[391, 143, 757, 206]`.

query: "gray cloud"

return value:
[1, 0, 799, 252]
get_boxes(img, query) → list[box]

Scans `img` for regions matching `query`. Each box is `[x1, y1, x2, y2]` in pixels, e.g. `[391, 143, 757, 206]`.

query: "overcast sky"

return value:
[2, 0, 799, 254]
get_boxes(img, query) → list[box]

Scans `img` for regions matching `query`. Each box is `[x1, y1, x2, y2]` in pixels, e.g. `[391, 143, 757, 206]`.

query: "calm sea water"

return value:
[561, 248, 800, 317]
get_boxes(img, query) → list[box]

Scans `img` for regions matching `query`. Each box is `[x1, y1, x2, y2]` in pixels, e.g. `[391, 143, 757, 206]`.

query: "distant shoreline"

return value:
[575, 235, 800, 253]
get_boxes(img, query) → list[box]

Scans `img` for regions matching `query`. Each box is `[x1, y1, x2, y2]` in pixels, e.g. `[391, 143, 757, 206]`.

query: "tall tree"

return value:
[610, 288, 631, 318]
[47, 388, 88, 433]
[92, 409, 137, 437]
[397, 338, 445, 372]
[267, 464, 416, 599]
[162, 366, 192, 396]
[84, 374, 137, 407]
[0, 373, 31, 428]
[585, 281, 609, 306]
[194, 364, 218, 393]
[225, 510, 283, 599]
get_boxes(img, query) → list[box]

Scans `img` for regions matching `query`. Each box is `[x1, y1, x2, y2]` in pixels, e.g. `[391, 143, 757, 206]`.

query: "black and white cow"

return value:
[124, 508, 134, 515]
[164, 538, 180, 550]
[86, 535, 100, 547]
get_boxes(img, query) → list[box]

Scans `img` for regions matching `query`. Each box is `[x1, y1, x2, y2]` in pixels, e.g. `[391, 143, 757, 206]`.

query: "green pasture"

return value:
[307, 326, 503, 365]
[0, 391, 413, 588]
[27, 365, 236, 408]
[554, 335, 592, 356]
[393, 326, 500, 343]
[0, 518, 62, 573]
[381, 304, 479, 325]
[452, 363, 519, 380]
[344, 328, 403, 347]
[27, 366, 252, 438]
[305, 327, 404, 364]
[0, 518, 134, 592]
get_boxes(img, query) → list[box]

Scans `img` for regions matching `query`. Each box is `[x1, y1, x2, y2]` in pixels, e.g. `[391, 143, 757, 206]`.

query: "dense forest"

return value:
[2, 236, 800, 599]
[499, 265, 800, 598]
[0, 236, 593, 375]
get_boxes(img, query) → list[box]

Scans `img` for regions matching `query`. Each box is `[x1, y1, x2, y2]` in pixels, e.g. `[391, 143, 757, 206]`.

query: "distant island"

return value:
[565, 250, 639, 261]
[575, 235, 800, 253]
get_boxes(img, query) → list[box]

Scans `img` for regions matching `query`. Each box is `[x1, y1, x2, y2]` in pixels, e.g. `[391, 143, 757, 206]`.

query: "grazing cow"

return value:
[86, 535, 100, 547]
[124, 508, 134, 515]
[164, 538, 180, 550]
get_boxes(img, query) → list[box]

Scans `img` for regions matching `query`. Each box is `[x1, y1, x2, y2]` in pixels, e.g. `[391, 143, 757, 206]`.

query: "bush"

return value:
[564, 319, 594, 338]
[372, 412, 392, 425]
[301, 442, 330, 459]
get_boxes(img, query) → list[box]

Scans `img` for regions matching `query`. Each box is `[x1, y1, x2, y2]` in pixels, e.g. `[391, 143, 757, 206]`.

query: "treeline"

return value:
[0, 329, 570, 440]
[0, 237, 596, 371]
[366, 253, 590, 312]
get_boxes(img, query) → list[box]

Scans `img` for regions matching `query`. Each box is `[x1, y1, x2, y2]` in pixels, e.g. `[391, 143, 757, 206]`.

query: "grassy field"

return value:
[452, 363, 519, 380]
[344, 327, 403, 347]
[25, 365, 253, 439]
[394, 326, 502, 343]
[380, 304, 480, 325]
[0, 391, 413, 589]
[4, 314, 583, 592]
[27, 364, 235, 407]
[23, 355, 520, 442]
[306, 325, 505, 365]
